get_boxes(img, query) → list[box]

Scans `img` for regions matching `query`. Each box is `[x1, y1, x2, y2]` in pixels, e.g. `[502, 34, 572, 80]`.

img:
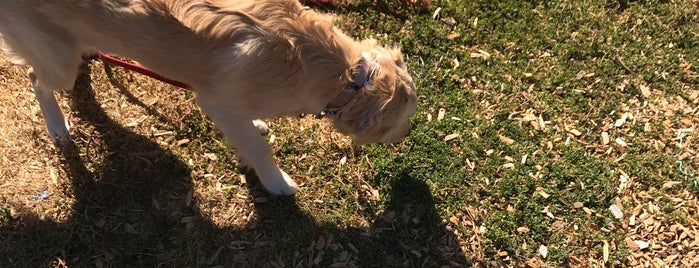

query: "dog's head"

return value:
[331, 45, 418, 145]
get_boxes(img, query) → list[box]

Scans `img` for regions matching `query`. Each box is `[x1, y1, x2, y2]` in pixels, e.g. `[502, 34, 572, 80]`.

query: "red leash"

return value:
[98, 52, 193, 90]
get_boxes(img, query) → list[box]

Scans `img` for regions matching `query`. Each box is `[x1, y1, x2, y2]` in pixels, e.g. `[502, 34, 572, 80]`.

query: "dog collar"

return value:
[324, 53, 381, 114]
[349, 54, 381, 90]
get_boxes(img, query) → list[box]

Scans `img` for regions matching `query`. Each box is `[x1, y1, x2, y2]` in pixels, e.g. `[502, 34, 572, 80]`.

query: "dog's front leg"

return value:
[27, 68, 70, 142]
[200, 106, 299, 196]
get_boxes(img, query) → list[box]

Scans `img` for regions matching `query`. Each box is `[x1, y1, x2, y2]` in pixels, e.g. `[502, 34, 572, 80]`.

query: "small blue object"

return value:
[30, 189, 49, 201]
[40, 189, 49, 199]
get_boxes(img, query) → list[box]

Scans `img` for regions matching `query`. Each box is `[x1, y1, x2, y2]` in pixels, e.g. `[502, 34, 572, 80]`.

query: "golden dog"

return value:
[0, 0, 417, 195]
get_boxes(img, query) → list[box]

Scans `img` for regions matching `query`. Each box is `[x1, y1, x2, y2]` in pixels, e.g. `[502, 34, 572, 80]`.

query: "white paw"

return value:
[46, 119, 71, 142]
[252, 119, 269, 135]
[258, 168, 299, 196]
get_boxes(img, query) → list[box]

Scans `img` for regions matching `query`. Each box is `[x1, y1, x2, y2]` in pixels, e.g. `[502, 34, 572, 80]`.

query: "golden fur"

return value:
[0, 0, 417, 195]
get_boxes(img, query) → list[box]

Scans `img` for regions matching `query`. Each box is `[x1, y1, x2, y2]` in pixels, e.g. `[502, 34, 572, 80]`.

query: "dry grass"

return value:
[2, 0, 699, 267]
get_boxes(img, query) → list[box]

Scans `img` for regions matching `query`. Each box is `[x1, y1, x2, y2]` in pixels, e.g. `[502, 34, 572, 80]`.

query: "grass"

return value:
[1, 0, 698, 267]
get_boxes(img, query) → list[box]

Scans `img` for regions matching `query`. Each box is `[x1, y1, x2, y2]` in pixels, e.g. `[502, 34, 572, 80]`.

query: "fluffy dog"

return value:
[0, 0, 417, 196]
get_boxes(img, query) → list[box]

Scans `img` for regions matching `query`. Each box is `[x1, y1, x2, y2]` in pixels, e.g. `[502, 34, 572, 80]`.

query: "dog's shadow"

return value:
[0, 61, 469, 267]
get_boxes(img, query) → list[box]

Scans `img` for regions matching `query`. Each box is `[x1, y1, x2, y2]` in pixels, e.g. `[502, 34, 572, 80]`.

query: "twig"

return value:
[615, 55, 635, 75]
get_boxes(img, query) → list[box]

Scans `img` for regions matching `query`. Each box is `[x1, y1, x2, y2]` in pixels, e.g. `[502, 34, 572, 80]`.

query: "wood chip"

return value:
[525, 259, 539, 268]
[538, 245, 548, 259]
[615, 137, 628, 147]
[610, 204, 624, 219]
[440, 17, 457, 27]
[517, 226, 530, 233]
[603, 240, 609, 263]
[499, 135, 515, 145]
[662, 181, 681, 189]
[601, 132, 610, 145]
[626, 238, 639, 250]
[541, 206, 555, 219]
[447, 32, 461, 40]
[573, 202, 584, 209]
[432, 7, 442, 20]
[437, 108, 446, 121]
[204, 153, 218, 161]
[614, 113, 631, 128]
[50, 168, 58, 185]
[569, 129, 582, 136]
[470, 50, 491, 59]
[538, 115, 546, 130]
[634, 240, 649, 250]
[444, 133, 460, 141]
[639, 84, 651, 97]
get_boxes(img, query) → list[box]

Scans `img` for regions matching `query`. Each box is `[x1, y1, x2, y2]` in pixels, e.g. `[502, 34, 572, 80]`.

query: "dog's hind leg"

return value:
[200, 105, 299, 196]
